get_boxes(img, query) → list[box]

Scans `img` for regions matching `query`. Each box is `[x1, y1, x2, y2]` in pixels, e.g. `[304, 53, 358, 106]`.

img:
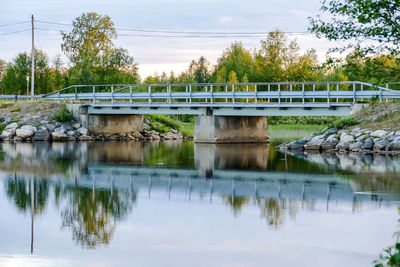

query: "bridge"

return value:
[4, 81, 400, 143]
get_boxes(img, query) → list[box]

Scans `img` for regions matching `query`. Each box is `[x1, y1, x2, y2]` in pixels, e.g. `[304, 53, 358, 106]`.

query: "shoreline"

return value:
[276, 126, 400, 155]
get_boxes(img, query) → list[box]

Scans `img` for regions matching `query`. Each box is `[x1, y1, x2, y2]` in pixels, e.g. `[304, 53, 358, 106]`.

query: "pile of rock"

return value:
[277, 127, 400, 154]
[0, 120, 187, 143]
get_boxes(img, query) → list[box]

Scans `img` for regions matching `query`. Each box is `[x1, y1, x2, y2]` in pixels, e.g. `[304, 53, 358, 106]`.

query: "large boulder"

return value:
[51, 131, 69, 141]
[32, 127, 50, 141]
[388, 139, 400, 151]
[16, 125, 37, 139]
[361, 137, 374, 150]
[76, 127, 89, 136]
[370, 130, 387, 138]
[349, 142, 363, 152]
[336, 134, 355, 151]
[304, 136, 324, 150]
[290, 138, 310, 150]
[373, 139, 389, 151]
[321, 135, 339, 150]
[5, 122, 18, 131]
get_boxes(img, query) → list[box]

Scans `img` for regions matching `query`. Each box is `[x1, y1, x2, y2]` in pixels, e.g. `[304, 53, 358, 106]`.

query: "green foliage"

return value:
[54, 106, 73, 122]
[268, 116, 336, 125]
[309, 0, 400, 54]
[0, 103, 13, 109]
[10, 106, 21, 113]
[374, 207, 400, 267]
[331, 117, 359, 129]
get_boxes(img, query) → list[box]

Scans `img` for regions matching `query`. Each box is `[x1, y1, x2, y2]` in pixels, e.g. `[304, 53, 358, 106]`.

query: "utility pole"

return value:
[31, 15, 34, 101]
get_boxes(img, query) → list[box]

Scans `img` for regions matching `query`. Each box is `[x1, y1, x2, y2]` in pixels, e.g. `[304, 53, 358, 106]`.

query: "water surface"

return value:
[0, 141, 399, 267]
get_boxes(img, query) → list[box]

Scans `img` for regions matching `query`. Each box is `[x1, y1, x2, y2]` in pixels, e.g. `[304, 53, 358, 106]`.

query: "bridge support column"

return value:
[194, 115, 268, 143]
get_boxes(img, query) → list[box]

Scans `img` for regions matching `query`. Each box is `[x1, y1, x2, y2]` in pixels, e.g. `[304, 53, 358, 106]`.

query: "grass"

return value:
[269, 124, 326, 142]
[0, 103, 13, 109]
[10, 106, 21, 113]
[145, 114, 194, 137]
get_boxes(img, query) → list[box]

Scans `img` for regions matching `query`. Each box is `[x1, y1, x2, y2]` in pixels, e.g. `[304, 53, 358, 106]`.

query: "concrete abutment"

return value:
[194, 115, 268, 143]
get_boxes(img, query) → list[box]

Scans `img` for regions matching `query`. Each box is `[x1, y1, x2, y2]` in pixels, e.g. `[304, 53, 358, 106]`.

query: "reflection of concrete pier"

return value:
[194, 143, 269, 177]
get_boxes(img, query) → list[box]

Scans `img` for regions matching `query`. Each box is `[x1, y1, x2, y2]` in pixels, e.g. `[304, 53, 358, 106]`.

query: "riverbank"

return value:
[0, 101, 191, 142]
[276, 102, 400, 154]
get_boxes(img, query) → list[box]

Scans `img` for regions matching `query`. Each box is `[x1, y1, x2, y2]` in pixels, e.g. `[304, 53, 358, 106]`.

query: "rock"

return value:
[351, 127, 361, 133]
[54, 126, 67, 134]
[46, 124, 56, 132]
[304, 137, 324, 150]
[396, 131, 400, 136]
[13, 136, 23, 142]
[349, 142, 363, 152]
[76, 127, 89, 136]
[67, 130, 75, 136]
[51, 131, 69, 141]
[68, 136, 76, 141]
[321, 136, 338, 150]
[78, 135, 94, 141]
[143, 123, 150, 130]
[5, 122, 18, 130]
[361, 137, 374, 150]
[73, 122, 81, 129]
[370, 130, 387, 138]
[356, 135, 366, 143]
[373, 139, 389, 151]
[131, 131, 144, 139]
[388, 139, 400, 151]
[290, 139, 308, 150]
[336, 134, 355, 151]
[32, 127, 50, 141]
[1, 128, 16, 140]
[388, 135, 400, 142]
[151, 134, 161, 140]
[16, 128, 35, 139]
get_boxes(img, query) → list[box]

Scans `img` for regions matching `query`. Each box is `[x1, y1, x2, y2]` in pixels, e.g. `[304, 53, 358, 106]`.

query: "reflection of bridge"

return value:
[50, 164, 400, 210]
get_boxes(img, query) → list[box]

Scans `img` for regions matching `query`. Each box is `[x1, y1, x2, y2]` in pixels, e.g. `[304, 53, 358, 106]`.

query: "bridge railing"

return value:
[6, 81, 400, 105]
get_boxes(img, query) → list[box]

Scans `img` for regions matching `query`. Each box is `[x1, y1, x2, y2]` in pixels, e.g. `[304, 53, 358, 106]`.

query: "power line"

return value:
[35, 19, 312, 36]
[0, 21, 30, 27]
[0, 29, 31, 36]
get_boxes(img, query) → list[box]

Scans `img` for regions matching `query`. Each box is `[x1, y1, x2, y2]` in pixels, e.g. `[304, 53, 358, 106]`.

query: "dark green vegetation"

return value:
[309, 0, 400, 55]
[54, 105, 73, 122]
[374, 207, 400, 267]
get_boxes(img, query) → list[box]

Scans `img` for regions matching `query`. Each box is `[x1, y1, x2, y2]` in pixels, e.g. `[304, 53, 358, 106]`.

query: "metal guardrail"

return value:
[2, 81, 400, 105]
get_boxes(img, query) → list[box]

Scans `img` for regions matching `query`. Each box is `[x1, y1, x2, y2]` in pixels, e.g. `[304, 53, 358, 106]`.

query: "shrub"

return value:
[54, 106, 73, 122]
[331, 117, 359, 129]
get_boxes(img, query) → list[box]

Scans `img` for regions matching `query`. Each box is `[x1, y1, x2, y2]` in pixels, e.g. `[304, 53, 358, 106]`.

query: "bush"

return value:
[54, 106, 73, 122]
[331, 117, 359, 129]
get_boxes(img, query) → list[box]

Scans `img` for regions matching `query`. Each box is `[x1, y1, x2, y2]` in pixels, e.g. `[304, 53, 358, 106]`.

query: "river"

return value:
[0, 141, 399, 267]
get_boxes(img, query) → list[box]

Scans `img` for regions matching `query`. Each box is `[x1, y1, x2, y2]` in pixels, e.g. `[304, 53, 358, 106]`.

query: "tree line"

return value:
[0, 6, 399, 95]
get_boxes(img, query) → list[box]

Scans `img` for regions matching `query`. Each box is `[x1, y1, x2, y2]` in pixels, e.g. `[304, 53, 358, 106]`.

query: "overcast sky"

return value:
[0, 0, 339, 78]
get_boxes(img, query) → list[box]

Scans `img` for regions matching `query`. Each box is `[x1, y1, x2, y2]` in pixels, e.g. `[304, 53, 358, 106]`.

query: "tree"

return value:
[255, 31, 320, 82]
[213, 42, 255, 82]
[61, 12, 117, 66]
[188, 56, 211, 83]
[0, 59, 6, 80]
[309, 0, 400, 54]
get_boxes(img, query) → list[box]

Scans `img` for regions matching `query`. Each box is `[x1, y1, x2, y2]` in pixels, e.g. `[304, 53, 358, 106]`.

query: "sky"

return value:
[0, 0, 340, 78]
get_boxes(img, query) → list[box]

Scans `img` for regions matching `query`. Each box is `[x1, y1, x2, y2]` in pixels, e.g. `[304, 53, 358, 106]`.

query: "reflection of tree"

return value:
[5, 175, 49, 215]
[222, 196, 249, 216]
[257, 198, 300, 228]
[57, 183, 136, 248]
[257, 199, 284, 228]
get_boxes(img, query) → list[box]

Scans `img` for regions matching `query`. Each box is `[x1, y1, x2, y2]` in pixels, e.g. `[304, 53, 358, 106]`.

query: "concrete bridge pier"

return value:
[194, 115, 268, 143]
